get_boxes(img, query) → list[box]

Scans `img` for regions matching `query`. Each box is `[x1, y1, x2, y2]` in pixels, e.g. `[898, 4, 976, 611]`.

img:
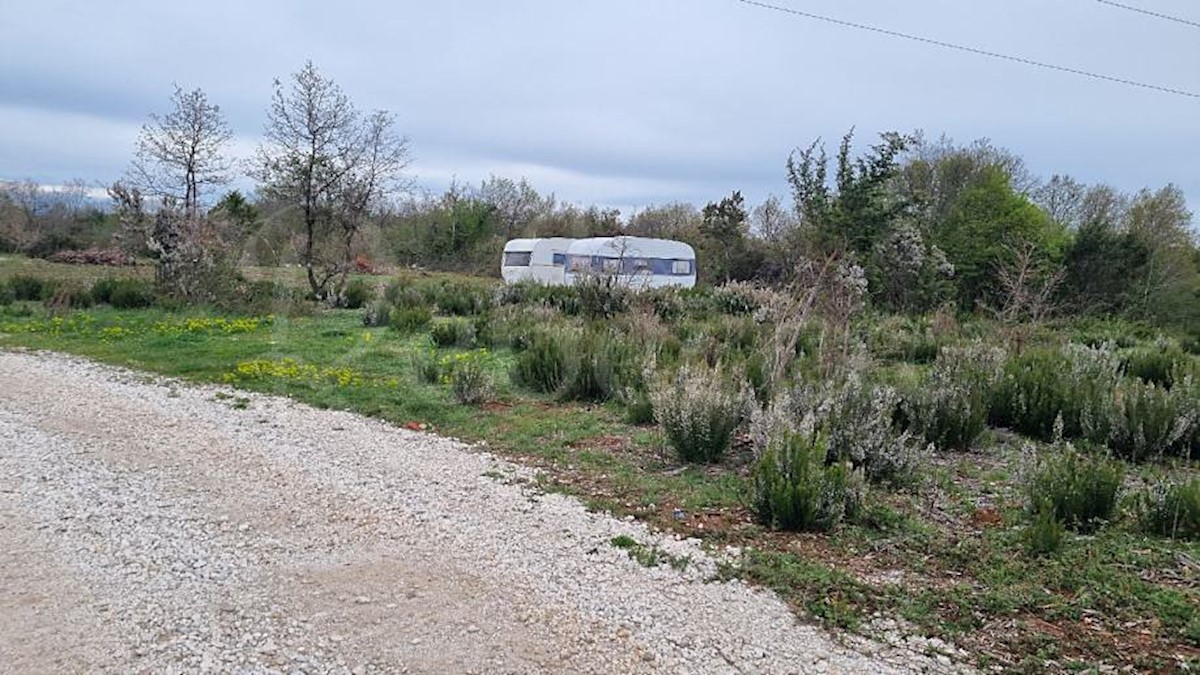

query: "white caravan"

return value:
[563, 236, 697, 289]
[500, 238, 576, 284]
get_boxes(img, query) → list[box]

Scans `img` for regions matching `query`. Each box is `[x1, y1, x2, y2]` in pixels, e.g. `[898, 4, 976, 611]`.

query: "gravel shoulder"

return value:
[0, 350, 966, 674]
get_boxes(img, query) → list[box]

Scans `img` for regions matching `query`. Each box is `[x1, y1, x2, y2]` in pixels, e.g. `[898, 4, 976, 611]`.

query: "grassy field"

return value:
[1, 255, 1197, 673]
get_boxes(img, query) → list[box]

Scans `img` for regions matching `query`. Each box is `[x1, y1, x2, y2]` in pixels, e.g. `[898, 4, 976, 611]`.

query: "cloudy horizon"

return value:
[2, 0, 1197, 216]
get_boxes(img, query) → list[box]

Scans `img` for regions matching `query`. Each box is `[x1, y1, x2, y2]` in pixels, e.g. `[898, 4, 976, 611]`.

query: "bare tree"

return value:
[128, 85, 233, 217]
[479, 176, 551, 239]
[986, 240, 1064, 324]
[255, 61, 411, 300]
[1034, 174, 1086, 229]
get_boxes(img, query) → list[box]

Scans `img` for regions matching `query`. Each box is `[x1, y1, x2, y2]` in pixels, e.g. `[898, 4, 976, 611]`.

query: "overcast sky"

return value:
[1, 0, 1197, 215]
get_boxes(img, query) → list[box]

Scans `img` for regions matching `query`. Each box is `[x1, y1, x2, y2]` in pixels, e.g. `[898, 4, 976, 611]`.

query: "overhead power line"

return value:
[1094, 0, 1200, 29]
[734, 0, 1200, 99]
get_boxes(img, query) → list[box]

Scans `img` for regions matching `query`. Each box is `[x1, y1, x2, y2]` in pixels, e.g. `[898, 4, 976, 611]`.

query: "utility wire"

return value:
[1095, 0, 1200, 29]
[735, 0, 1200, 99]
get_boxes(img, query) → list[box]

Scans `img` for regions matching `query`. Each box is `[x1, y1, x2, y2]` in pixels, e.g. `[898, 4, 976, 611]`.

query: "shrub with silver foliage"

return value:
[451, 359, 494, 405]
[755, 374, 928, 488]
[911, 344, 1005, 452]
[652, 365, 749, 463]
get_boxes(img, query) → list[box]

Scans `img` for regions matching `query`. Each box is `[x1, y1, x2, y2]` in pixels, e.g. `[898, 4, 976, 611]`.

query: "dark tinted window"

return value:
[567, 255, 693, 275]
[552, 253, 566, 265]
[503, 251, 532, 267]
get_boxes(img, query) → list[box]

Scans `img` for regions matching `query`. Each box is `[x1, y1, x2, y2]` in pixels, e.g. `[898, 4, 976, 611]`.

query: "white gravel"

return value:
[0, 350, 969, 673]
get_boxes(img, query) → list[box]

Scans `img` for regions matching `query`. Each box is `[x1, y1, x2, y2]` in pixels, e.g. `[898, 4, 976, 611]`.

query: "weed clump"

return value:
[1023, 503, 1067, 557]
[575, 274, 628, 319]
[361, 299, 391, 327]
[431, 280, 493, 316]
[651, 365, 747, 463]
[411, 350, 441, 384]
[560, 328, 640, 402]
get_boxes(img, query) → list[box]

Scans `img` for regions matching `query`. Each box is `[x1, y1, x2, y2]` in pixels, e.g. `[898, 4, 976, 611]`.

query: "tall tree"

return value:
[701, 191, 752, 283]
[787, 129, 911, 258]
[127, 85, 233, 217]
[1125, 185, 1197, 320]
[255, 61, 410, 299]
[934, 167, 1065, 309]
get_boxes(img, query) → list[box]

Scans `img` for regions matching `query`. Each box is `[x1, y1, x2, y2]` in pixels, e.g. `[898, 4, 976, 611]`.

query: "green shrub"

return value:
[560, 329, 640, 402]
[1023, 503, 1067, 557]
[102, 278, 155, 308]
[637, 286, 685, 321]
[622, 391, 656, 425]
[511, 329, 572, 394]
[651, 365, 747, 463]
[576, 274, 628, 319]
[451, 359, 495, 405]
[1137, 478, 1200, 540]
[1025, 442, 1124, 534]
[227, 279, 311, 317]
[471, 312, 497, 348]
[911, 344, 1005, 452]
[429, 318, 476, 348]
[383, 279, 427, 309]
[389, 306, 433, 334]
[339, 278, 373, 309]
[0, 280, 13, 306]
[1107, 380, 1196, 461]
[709, 282, 760, 315]
[411, 350, 441, 384]
[866, 316, 939, 364]
[431, 281, 493, 316]
[9, 275, 54, 301]
[44, 285, 94, 309]
[990, 344, 1120, 443]
[711, 315, 761, 356]
[1122, 344, 1193, 390]
[361, 299, 391, 327]
[497, 281, 582, 315]
[750, 428, 865, 532]
[1181, 335, 1200, 356]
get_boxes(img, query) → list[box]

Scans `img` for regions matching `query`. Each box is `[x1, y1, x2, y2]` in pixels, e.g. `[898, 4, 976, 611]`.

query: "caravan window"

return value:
[670, 259, 693, 275]
[552, 253, 566, 266]
[503, 251, 532, 267]
[567, 255, 591, 272]
[621, 257, 653, 274]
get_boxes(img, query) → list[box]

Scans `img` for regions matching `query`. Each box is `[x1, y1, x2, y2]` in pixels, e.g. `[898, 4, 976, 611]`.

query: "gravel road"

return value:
[0, 351, 965, 674]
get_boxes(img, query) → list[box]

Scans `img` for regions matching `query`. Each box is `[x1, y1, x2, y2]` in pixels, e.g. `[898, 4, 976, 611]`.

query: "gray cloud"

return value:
[2, 0, 1197, 213]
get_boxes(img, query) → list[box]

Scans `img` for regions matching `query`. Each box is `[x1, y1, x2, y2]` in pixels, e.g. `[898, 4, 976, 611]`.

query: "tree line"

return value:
[0, 61, 1196, 332]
